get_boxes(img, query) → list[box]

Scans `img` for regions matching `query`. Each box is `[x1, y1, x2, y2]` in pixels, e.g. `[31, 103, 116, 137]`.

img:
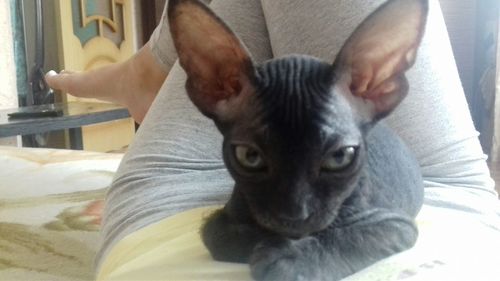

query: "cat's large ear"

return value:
[168, 0, 255, 120]
[334, 0, 428, 122]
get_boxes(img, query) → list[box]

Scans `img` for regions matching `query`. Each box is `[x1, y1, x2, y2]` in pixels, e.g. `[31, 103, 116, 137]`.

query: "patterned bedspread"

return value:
[2, 146, 500, 281]
[0, 146, 122, 281]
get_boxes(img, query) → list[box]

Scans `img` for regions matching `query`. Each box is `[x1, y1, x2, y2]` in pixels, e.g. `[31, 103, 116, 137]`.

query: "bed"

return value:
[0, 146, 121, 281]
[1, 146, 500, 281]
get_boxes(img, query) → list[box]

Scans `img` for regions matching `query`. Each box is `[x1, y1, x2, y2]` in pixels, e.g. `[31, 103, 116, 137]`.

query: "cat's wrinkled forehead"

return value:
[254, 55, 343, 133]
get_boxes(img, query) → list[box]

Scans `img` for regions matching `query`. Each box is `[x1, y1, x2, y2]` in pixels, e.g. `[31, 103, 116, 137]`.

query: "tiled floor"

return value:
[488, 161, 500, 197]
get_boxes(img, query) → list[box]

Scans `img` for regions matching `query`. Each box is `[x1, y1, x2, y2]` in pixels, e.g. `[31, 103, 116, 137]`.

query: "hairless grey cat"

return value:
[168, 0, 428, 279]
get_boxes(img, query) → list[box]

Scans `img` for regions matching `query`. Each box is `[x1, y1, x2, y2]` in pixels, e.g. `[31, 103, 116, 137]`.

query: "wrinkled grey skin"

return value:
[203, 100, 423, 281]
[168, 0, 427, 280]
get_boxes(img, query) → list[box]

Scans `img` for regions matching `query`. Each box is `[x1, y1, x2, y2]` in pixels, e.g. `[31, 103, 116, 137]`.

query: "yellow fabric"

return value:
[97, 206, 251, 281]
[97, 205, 500, 281]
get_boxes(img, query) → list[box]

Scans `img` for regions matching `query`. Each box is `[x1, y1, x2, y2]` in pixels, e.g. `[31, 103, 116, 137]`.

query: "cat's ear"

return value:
[333, 0, 428, 121]
[168, 0, 255, 120]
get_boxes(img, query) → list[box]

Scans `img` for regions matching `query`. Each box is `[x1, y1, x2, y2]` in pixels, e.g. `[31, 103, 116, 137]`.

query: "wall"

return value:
[0, 1, 20, 146]
[0, 2, 18, 109]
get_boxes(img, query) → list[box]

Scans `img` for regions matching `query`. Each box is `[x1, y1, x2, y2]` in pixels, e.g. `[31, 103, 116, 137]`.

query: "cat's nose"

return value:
[276, 203, 311, 221]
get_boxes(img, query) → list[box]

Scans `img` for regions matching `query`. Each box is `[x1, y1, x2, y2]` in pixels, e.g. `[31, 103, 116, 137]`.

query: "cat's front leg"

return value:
[201, 188, 275, 263]
[250, 210, 418, 281]
[201, 208, 271, 263]
[250, 236, 331, 281]
[324, 210, 419, 280]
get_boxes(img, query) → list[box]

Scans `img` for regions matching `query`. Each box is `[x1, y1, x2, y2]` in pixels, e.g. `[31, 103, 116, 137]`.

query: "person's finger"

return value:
[45, 70, 67, 91]
[45, 70, 81, 94]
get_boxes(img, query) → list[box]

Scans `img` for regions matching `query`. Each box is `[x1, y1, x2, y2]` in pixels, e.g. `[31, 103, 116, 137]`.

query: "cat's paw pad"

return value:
[250, 237, 320, 281]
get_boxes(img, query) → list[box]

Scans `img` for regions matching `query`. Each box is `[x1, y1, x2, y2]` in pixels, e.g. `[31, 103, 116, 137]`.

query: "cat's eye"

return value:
[234, 145, 266, 171]
[322, 146, 357, 171]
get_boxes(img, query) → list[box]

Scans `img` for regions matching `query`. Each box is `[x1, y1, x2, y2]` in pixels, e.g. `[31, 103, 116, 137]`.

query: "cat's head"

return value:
[168, 0, 428, 237]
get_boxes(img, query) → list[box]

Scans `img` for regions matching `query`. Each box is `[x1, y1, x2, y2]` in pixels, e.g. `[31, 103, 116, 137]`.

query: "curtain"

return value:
[493, 16, 500, 162]
[475, 1, 499, 161]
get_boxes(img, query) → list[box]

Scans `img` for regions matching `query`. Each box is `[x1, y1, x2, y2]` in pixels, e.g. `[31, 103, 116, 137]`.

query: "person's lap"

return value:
[96, 204, 500, 280]
[98, 0, 272, 267]
[98, 0, 500, 277]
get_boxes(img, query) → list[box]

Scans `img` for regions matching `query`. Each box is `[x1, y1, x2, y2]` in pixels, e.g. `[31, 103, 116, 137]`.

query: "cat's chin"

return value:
[254, 213, 334, 239]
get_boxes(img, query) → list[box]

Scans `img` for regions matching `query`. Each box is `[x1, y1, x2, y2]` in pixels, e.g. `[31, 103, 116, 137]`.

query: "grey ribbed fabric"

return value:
[97, 0, 500, 270]
[97, 0, 272, 268]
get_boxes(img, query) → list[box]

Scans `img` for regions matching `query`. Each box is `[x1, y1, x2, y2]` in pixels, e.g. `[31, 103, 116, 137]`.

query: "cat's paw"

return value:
[250, 236, 322, 281]
[202, 209, 268, 263]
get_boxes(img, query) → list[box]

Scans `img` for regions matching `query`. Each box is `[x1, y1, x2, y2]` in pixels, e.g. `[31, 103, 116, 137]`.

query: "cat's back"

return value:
[363, 122, 423, 217]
